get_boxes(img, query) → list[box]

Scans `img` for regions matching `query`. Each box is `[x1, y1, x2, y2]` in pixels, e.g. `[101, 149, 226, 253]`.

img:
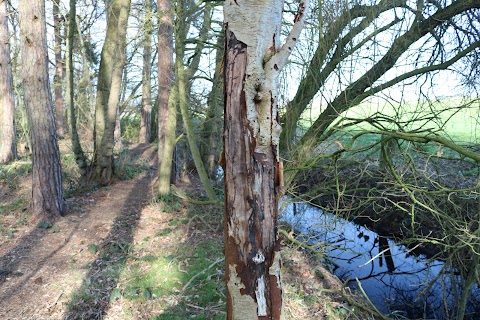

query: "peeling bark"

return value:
[223, 1, 308, 318]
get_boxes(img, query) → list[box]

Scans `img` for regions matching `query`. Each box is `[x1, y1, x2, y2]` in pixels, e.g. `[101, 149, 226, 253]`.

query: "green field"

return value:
[297, 97, 480, 144]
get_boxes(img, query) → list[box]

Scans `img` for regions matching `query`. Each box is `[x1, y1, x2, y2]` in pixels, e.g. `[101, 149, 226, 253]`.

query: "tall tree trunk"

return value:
[223, 1, 308, 318]
[76, 15, 94, 131]
[176, 48, 217, 201]
[9, 10, 30, 152]
[139, 0, 153, 143]
[171, 1, 216, 198]
[0, 0, 17, 164]
[19, 0, 66, 221]
[53, 0, 65, 138]
[91, 0, 131, 185]
[201, 32, 224, 179]
[66, 0, 88, 176]
[157, 0, 175, 195]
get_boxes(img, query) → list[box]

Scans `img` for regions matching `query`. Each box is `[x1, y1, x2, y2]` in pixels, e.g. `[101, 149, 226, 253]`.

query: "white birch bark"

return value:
[223, 1, 309, 318]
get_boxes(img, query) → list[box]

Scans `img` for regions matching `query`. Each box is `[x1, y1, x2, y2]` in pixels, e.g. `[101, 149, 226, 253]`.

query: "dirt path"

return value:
[0, 143, 380, 320]
[0, 144, 159, 320]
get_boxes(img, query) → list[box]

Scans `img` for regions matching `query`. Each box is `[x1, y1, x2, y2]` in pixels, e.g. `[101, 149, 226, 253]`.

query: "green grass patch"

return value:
[168, 217, 188, 227]
[155, 228, 173, 237]
[116, 235, 225, 319]
[0, 161, 32, 189]
[156, 192, 183, 212]
[0, 197, 28, 215]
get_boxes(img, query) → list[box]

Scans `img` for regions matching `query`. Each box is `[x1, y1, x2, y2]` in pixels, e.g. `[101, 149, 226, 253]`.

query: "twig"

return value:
[320, 286, 388, 320]
[172, 185, 221, 205]
[186, 303, 226, 314]
[355, 279, 390, 320]
[279, 229, 339, 268]
[46, 290, 64, 311]
[182, 257, 224, 292]
[358, 248, 390, 268]
[186, 214, 218, 233]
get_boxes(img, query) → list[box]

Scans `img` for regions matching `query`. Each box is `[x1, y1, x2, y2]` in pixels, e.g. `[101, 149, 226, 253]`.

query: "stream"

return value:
[281, 201, 480, 319]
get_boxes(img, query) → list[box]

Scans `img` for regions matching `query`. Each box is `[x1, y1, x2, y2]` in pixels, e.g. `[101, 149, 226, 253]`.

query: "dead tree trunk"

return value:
[223, 1, 308, 318]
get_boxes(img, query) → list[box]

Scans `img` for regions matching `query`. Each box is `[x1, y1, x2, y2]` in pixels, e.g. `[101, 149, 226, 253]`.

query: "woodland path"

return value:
[0, 143, 373, 320]
[0, 143, 161, 319]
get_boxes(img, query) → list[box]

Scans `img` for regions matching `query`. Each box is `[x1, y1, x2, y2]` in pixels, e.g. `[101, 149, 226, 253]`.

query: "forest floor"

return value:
[0, 143, 381, 320]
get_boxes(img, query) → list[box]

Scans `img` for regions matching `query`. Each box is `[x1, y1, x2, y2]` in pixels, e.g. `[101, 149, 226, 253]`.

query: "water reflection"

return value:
[281, 201, 480, 319]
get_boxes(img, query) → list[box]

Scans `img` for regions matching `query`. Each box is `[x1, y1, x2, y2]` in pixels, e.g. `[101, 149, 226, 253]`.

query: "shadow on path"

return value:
[0, 143, 157, 319]
[63, 168, 156, 319]
[0, 208, 89, 303]
[63, 142, 158, 320]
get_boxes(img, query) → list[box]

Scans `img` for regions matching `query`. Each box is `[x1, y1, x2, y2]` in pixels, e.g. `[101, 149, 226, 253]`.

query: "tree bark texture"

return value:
[223, 1, 308, 318]
[53, 0, 65, 138]
[0, 0, 17, 164]
[19, 0, 65, 221]
[139, 0, 153, 143]
[157, 0, 175, 194]
[91, 0, 131, 185]
[67, 0, 88, 176]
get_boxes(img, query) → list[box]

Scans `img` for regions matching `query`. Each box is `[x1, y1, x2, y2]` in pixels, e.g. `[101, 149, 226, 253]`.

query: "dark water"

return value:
[281, 201, 480, 319]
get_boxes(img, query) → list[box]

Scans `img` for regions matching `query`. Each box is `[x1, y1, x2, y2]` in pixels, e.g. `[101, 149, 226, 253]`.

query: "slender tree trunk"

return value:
[53, 0, 65, 138]
[66, 0, 88, 176]
[76, 15, 94, 131]
[19, 0, 66, 221]
[91, 0, 131, 185]
[9, 10, 30, 152]
[0, 0, 17, 164]
[139, 0, 153, 143]
[201, 32, 224, 179]
[157, 0, 175, 194]
[223, 1, 308, 318]
[171, 1, 216, 199]
[176, 50, 217, 201]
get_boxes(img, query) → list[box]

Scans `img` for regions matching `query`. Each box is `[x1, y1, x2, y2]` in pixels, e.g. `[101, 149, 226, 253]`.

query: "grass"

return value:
[0, 159, 31, 236]
[0, 160, 31, 189]
[104, 204, 226, 320]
